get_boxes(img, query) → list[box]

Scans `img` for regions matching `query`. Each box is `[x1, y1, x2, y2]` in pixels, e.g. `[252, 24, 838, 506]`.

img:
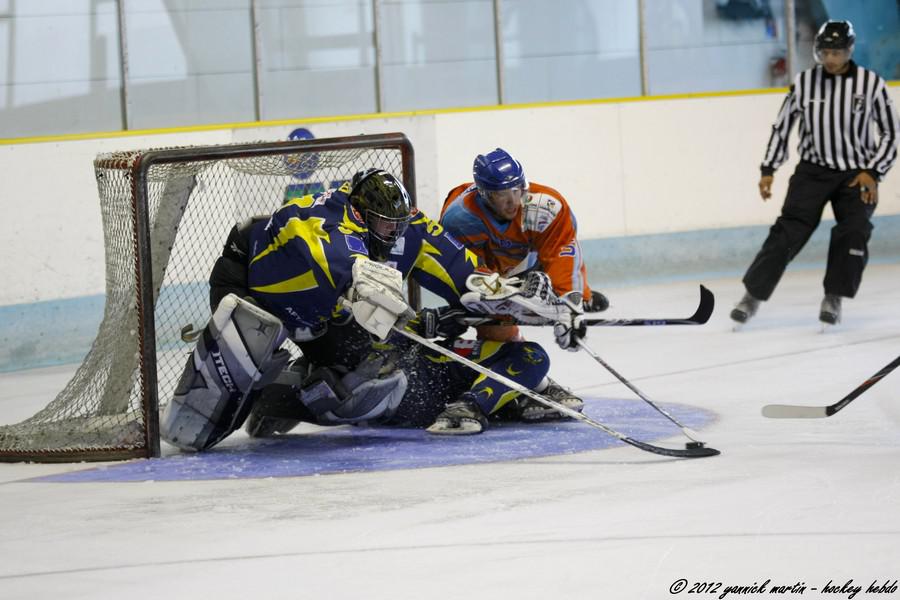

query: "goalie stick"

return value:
[762, 354, 900, 419]
[459, 285, 715, 328]
[395, 327, 720, 459]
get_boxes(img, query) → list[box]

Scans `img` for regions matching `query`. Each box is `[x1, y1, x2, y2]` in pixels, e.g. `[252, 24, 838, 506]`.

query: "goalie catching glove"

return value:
[461, 270, 586, 351]
[461, 271, 580, 324]
[346, 258, 415, 340]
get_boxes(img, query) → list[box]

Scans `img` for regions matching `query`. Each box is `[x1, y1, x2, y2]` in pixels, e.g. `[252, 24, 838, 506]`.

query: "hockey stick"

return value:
[584, 284, 714, 326]
[394, 327, 720, 458]
[762, 354, 900, 419]
[574, 338, 706, 444]
[459, 285, 715, 328]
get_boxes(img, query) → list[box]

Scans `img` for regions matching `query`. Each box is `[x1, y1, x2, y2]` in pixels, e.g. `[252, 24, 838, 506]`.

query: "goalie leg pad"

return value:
[321, 369, 407, 424]
[246, 355, 409, 430]
[311, 356, 408, 425]
[161, 294, 288, 451]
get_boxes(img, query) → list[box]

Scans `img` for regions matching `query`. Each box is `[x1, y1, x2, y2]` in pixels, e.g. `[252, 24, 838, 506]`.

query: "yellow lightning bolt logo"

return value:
[338, 205, 366, 235]
[522, 344, 546, 365]
[284, 194, 317, 210]
[250, 270, 318, 295]
[464, 248, 479, 269]
[414, 241, 459, 296]
[250, 215, 335, 288]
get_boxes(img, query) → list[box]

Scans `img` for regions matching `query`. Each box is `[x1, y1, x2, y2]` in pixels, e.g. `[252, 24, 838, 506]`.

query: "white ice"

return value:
[1, 266, 899, 600]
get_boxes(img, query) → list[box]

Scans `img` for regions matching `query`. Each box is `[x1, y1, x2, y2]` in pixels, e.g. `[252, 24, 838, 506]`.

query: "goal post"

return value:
[0, 133, 418, 463]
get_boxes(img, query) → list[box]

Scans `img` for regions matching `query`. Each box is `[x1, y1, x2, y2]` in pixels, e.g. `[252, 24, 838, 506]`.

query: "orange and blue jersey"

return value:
[440, 181, 592, 301]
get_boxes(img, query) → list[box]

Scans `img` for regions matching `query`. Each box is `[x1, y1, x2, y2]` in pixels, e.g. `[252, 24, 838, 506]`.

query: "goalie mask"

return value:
[473, 148, 528, 221]
[349, 169, 414, 262]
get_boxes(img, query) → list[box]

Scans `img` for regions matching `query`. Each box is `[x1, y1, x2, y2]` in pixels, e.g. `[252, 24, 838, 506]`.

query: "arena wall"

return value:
[1, 87, 897, 370]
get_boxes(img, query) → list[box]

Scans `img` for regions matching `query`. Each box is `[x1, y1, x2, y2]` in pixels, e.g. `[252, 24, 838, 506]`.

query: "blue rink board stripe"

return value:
[34, 398, 717, 483]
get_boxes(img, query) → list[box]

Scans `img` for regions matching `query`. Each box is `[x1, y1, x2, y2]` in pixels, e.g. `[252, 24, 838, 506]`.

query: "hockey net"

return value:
[0, 133, 416, 462]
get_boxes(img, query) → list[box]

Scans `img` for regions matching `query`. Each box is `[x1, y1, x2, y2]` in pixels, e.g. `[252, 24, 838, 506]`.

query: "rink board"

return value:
[32, 397, 717, 483]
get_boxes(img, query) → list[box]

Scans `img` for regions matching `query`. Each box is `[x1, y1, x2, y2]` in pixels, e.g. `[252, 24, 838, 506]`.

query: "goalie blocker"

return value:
[160, 294, 290, 451]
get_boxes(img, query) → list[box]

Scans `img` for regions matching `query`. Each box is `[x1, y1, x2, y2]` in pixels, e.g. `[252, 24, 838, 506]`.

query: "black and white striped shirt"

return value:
[761, 61, 899, 180]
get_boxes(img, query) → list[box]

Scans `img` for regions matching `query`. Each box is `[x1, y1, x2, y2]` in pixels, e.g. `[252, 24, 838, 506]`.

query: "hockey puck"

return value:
[685, 442, 705, 449]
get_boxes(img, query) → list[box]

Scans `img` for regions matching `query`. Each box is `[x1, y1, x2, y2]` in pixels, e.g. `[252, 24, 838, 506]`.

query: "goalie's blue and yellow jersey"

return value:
[385, 209, 480, 304]
[246, 182, 479, 337]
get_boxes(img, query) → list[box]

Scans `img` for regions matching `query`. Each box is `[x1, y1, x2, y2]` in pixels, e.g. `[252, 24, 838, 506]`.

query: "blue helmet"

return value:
[473, 148, 527, 199]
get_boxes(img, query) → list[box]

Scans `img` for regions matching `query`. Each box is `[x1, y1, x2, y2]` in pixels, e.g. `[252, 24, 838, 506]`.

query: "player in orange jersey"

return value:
[442, 148, 607, 314]
[440, 148, 608, 420]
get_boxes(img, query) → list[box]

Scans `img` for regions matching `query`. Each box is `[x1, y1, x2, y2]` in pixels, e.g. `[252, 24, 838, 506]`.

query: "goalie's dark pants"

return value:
[209, 219, 256, 310]
[391, 336, 550, 425]
[285, 320, 550, 426]
[742, 161, 875, 300]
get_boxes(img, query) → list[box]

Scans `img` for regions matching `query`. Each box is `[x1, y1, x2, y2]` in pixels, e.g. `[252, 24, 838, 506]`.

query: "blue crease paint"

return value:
[33, 398, 718, 483]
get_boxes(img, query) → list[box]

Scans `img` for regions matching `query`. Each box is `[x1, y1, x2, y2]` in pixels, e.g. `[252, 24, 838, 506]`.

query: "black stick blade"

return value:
[625, 437, 721, 458]
[582, 284, 715, 327]
[691, 285, 715, 324]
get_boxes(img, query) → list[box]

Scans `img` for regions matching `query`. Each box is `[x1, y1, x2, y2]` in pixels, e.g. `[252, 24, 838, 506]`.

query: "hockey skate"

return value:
[518, 379, 584, 422]
[819, 293, 842, 329]
[730, 292, 761, 329]
[245, 414, 301, 438]
[426, 394, 489, 435]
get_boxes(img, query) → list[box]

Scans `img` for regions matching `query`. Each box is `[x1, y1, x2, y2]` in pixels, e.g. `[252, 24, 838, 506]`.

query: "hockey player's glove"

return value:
[347, 259, 415, 341]
[408, 306, 469, 340]
[461, 271, 575, 325]
[553, 316, 586, 352]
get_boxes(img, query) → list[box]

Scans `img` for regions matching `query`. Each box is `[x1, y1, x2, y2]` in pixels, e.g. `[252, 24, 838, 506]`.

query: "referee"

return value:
[731, 20, 899, 327]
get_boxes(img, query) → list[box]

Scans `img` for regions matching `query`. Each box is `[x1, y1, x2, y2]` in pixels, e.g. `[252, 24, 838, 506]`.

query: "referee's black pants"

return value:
[743, 161, 875, 301]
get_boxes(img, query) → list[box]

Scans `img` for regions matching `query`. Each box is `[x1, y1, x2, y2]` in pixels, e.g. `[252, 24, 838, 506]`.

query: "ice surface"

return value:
[1, 266, 899, 600]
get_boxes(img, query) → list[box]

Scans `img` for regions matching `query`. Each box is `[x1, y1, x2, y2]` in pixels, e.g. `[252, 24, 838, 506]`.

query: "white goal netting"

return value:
[0, 134, 415, 462]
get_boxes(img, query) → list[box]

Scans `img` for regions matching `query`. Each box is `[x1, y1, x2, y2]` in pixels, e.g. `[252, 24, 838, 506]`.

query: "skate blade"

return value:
[731, 322, 745, 332]
[521, 409, 565, 422]
[426, 419, 484, 435]
[522, 402, 583, 422]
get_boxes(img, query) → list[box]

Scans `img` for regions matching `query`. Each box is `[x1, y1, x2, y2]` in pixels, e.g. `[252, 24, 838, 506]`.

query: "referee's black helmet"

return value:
[814, 20, 855, 51]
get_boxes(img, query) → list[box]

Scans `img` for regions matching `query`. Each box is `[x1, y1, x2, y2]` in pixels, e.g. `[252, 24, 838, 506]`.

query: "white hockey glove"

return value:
[346, 259, 415, 341]
[460, 271, 580, 325]
[553, 290, 588, 351]
[460, 272, 522, 316]
[554, 317, 586, 352]
[465, 272, 522, 300]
